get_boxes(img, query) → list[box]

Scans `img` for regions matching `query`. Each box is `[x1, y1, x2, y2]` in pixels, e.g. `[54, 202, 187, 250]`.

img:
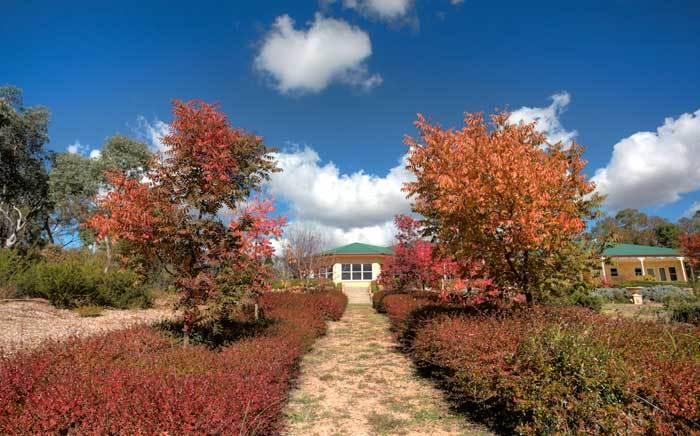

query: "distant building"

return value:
[600, 243, 688, 284]
[319, 242, 393, 287]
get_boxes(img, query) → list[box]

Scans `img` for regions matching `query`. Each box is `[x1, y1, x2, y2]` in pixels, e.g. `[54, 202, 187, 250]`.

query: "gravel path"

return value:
[0, 299, 172, 355]
[284, 304, 491, 436]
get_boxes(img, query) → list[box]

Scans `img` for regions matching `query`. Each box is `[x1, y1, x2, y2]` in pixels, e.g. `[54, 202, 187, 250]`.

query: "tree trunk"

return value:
[103, 236, 112, 273]
[44, 219, 54, 245]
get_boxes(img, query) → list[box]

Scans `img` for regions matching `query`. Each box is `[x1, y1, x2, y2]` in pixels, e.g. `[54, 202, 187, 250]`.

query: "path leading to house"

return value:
[284, 303, 491, 436]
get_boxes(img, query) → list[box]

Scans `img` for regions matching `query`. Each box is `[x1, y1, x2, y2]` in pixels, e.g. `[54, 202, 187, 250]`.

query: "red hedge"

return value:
[379, 294, 700, 434]
[0, 291, 347, 434]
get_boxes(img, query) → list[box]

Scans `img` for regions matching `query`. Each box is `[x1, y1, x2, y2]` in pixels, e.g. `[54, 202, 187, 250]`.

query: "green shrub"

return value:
[640, 285, 695, 304]
[370, 280, 379, 294]
[505, 327, 630, 434]
[17, 257, 150, 309]
[0, 248, 37, 298]
[97, 269, 152, 309]
[590, 287, 628, 303]
[32, 261, 100, 308]
[671, 301, 700, 324]
[571, 292, 604, 312]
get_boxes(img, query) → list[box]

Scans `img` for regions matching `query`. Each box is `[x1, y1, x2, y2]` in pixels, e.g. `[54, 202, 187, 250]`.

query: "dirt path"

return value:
[284, 304, 491, 436]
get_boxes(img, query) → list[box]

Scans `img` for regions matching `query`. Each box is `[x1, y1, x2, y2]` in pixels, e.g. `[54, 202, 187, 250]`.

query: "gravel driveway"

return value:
[0, 299, 172, 355]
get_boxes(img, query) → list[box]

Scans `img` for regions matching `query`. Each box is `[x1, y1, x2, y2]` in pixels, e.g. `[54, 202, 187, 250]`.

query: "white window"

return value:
[341, 263, 372, 281]
[318, 266, 332, 279]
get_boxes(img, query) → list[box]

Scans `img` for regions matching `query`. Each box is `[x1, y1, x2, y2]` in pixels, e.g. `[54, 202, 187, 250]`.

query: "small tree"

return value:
[87, 100, 283, 343]
[404, 111, 600, 303]
[281, 224, 331, 284]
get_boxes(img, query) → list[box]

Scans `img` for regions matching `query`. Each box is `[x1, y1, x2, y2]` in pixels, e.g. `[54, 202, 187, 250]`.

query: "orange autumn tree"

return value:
[88, 100, 283, 342]
[404, 111, 600, 303]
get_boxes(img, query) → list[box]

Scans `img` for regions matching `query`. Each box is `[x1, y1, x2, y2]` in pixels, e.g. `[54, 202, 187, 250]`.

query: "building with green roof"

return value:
[318, 242, 394, 289]
[599, 243, 688, 284]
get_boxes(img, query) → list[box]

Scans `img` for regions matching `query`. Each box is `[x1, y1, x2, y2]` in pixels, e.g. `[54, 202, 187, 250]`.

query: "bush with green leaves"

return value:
[590, 287, 628, 303]
[670, 301, 700, 324]
[570, 292, 605, 312]
[504, 327, 630, 434]
[9, 251, 152, 309]
[639, 285, 695, 304]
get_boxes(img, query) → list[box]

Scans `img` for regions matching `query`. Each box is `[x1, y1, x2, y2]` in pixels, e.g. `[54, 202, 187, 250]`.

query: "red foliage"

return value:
[681, 232, 700, 271]
[404, 111, 599, 302]
[378, 215, 492, 297]
[378, 299, 700, 434]
[0, 291, 346, 434]
[87, 100, 284, 336]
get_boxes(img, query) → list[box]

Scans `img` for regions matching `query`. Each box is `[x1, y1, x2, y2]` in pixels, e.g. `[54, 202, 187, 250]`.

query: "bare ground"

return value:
[284, 304, 491, 436]
[0, 298, 173, 355]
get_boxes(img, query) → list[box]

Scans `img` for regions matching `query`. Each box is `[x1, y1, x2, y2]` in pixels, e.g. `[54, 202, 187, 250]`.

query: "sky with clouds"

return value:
[3, 0, 699, 247]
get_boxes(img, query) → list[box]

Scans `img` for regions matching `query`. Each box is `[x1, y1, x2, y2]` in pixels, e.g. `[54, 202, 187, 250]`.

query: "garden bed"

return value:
[374, 292, 700, 434]
[0, 291, 347, 434]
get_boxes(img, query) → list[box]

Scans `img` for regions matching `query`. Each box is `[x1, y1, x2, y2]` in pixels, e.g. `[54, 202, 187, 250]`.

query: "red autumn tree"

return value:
[378, 215, 435, 291]
[379, 214, 492, 298]
[404, 111, 600, 303]
[87, 100, 283, 342]
[681, 232, 700, 276]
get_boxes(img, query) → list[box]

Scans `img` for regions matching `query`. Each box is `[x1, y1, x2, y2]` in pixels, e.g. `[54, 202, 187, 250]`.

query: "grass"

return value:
[413, 408, 442, 423]
[286, 393, 323, 424]
[74, 305, 104, 317]
[366, 411, 408, 435]
[601, 302, 669, 321]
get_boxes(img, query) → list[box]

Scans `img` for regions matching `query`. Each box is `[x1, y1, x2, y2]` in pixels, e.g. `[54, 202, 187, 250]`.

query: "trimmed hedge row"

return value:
[379, 293, 700, 434]
[0, 290, 347, 434]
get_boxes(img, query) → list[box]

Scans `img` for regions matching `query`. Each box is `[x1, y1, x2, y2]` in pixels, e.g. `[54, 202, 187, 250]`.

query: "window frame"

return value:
[610, 268, 619, 277]
[340, 263, 373, 281]
[634, 267, 643, 277]
[669, 266, 678, 281]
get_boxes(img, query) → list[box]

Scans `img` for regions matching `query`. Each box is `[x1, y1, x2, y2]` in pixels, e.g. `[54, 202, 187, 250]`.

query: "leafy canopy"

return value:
[88, 100, 284, 338]
[0, 85, 51, 248]
[404, 111, 600, 302]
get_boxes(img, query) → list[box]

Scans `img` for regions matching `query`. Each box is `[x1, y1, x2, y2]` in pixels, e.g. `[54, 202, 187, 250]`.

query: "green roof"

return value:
[602, 243, 680, 257]
[324, 242, 394, 255]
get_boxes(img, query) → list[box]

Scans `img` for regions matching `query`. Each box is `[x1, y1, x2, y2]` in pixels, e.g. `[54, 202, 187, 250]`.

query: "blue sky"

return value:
[3, 0, 699, 245]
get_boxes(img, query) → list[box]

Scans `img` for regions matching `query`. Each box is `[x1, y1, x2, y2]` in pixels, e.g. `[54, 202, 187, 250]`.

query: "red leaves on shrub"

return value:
[0, 291, 346, 434]
[380, 297, 700, 434]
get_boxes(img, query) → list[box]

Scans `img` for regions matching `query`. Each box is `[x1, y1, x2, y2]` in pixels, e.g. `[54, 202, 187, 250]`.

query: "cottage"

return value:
[318, 242, 393, 288]
[600, 243, 688, 284]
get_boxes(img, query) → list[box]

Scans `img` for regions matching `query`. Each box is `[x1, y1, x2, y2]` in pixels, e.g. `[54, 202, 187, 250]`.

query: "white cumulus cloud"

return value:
[67, 141, 84, 154]
[67, 140, 101, 159]
[136, 116, 171, 154]
[254, 14, 382, 94]
[343, 0, 414, 20]
[684, 201, 700, 218]
[508, 92, 578, 147]
[592, 109, 700, 211]
[268, 146, 412, 246]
